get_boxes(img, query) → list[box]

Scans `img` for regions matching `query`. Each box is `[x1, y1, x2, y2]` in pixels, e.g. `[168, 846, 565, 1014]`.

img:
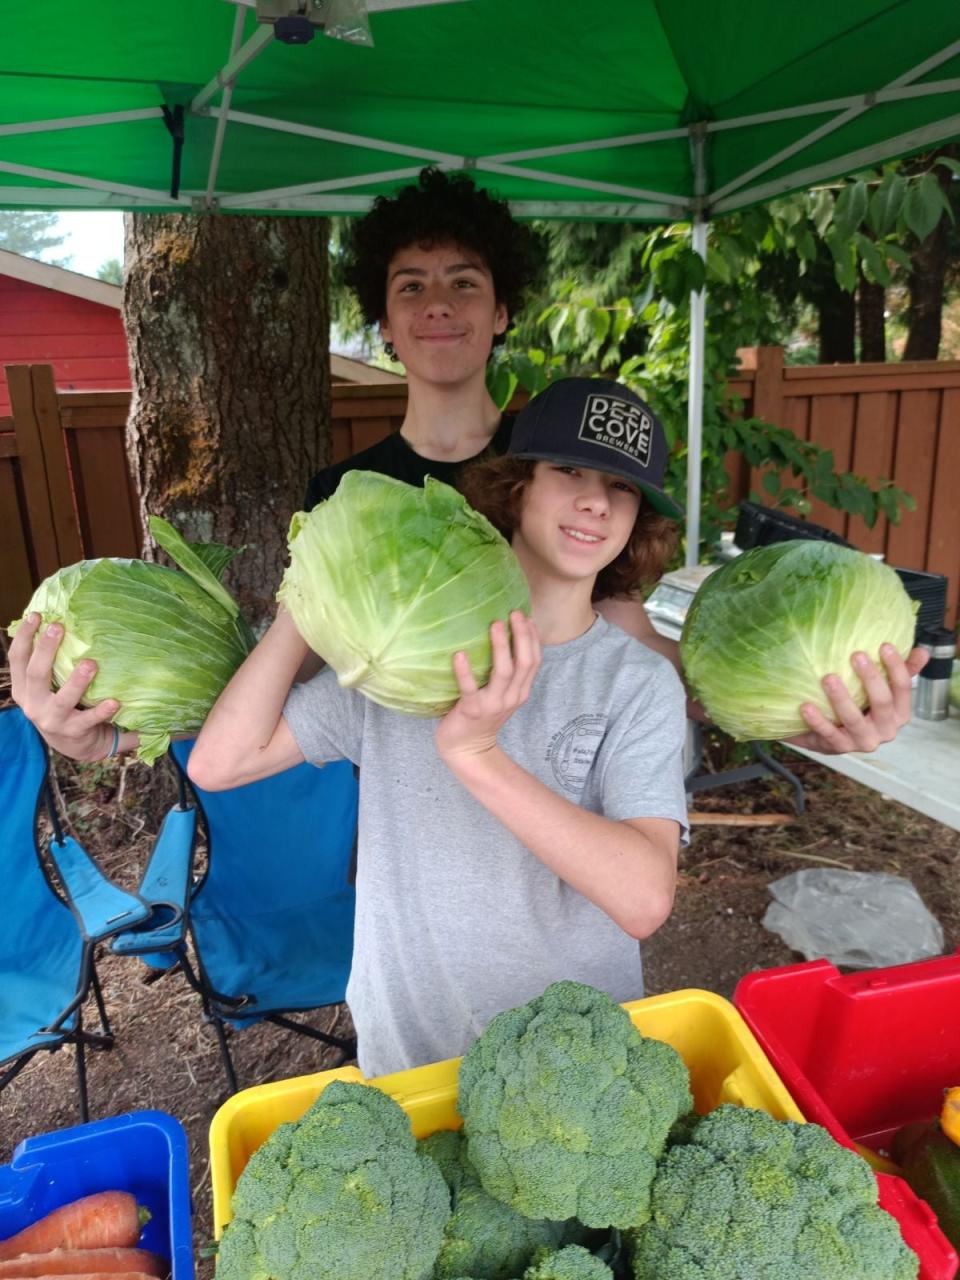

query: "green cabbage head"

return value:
[679, 541, 918, 741]
[278, 471, 530, 716]
[8, 517, 254, 765]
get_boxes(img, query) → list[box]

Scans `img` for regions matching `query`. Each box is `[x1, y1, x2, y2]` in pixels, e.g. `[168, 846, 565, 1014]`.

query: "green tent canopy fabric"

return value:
[2, 1, 958, 219]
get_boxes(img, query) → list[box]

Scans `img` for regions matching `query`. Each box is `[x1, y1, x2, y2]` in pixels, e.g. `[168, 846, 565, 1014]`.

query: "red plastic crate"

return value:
[735, 951, 960, 1280]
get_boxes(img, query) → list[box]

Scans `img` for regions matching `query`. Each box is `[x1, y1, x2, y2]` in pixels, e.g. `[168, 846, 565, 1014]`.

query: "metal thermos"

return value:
[914, 626, 957, 721]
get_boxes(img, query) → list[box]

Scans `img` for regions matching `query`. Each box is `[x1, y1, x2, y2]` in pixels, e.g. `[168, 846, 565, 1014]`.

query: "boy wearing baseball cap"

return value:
[189, 377, 688, 1078]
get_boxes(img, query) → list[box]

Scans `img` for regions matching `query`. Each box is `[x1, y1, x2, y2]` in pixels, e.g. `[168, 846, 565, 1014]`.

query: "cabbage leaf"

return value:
[679, 541, 918, 741]
[278, 472, 531, 716]
[8, 516, 253, 764]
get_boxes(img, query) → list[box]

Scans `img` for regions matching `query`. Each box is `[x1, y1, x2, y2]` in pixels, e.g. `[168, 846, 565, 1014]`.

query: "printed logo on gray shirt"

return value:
[547, 713, 607, 791]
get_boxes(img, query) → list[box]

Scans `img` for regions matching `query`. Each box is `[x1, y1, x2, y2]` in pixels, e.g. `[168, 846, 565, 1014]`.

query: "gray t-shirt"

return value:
[283, 615, 688, 1078]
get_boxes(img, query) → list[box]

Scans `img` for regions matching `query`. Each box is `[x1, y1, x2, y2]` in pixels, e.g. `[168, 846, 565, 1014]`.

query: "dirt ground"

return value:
[1, 711, 958, 1274]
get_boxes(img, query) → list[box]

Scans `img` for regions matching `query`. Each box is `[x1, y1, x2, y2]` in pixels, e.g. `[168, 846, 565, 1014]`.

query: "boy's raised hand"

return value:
[785, 643, 927, 754]
[9, 612, 120, 762]
[435, 611, 541, 762]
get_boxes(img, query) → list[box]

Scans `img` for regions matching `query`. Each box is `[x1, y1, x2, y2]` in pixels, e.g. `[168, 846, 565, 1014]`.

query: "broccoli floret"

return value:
[437, 1244, 613, 1280]
[217, 1079, 450, 1280]
[522, 1244, 614, 1279]
[457, 981, 692, 1229]
[630, 1104, 919, 1280]
[420, 1129, 583, 1280]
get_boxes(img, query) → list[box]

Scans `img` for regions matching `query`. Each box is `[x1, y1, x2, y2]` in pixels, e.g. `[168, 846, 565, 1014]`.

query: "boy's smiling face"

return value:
[380, 241, 507, 387]
[511, 462, 641, 587]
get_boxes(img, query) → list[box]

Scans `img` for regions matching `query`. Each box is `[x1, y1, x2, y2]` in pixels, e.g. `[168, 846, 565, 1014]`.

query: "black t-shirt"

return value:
[303, 414, 516, 510]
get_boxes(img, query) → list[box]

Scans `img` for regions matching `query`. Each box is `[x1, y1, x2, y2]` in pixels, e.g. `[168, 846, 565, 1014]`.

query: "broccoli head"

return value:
[630, 1104, 919, 1280]
[216, 1079, 450, 1280]
[420, 1129, 583, 1280]
[522, 1244, 614, 1279]
[457, 981, 692, 1229]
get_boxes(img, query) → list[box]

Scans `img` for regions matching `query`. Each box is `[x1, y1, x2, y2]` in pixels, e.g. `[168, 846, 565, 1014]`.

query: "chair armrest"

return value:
[47, 835, 151, 942]
[110, 804, 197, 956]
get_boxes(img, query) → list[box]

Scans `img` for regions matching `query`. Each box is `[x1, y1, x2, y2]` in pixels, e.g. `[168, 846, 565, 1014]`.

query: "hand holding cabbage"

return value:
[7, 517, 254, 765]
[680, 541, 918, 742]
[278, 471, 531, 716]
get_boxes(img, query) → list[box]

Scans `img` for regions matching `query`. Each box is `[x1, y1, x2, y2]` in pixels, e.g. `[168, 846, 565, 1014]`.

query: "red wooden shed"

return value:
[0, 249, 130, 417]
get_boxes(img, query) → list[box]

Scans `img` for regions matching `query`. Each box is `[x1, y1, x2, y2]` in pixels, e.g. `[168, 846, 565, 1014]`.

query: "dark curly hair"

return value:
[460, 457, 678, 601]
[343, 167, 545, 345]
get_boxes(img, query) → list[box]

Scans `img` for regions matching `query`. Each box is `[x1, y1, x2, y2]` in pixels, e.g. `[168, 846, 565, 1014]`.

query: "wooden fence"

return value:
[2, 352, 958, 630]
[728, 348, 960, 626]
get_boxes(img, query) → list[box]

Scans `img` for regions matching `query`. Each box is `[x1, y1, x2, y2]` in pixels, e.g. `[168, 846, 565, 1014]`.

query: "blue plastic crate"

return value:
[0, 1110, 193, 1279]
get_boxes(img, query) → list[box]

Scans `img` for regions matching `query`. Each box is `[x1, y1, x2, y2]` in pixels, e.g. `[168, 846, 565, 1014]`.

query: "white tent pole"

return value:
[204, 4, 248, 204]
[685, 126, 709, 568]
[685, 217, 708, 567]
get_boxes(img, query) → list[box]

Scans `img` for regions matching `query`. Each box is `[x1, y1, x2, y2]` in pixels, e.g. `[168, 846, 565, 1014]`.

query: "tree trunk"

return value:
[857, 275, 886, 363]
[902, 161, 953, 360]
[816, 274, 856, 363]
[122, 213, 330, 627]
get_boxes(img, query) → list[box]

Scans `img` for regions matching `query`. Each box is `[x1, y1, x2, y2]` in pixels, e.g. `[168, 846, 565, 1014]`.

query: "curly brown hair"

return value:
[460, 456, 677, 602]
[343, 167, 545, 345]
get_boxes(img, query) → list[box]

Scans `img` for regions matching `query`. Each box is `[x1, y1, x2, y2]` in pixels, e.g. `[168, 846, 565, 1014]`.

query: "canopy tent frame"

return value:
[2, 4, 958, 550]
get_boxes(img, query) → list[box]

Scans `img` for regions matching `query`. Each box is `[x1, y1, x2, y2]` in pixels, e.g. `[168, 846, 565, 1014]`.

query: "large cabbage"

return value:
[8, 517, 254, 765]
[679, 541, 917, 741]
[278, 471, 530, 716]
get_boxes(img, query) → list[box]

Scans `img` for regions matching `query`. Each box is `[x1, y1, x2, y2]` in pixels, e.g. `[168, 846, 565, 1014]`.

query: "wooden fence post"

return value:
[747, 346, 786, 499]
[7, 364, 83, 578]
[752, 346, 784, 426]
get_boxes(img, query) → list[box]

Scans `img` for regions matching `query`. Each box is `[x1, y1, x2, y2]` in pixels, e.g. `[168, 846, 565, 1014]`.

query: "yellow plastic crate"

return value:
[209, 987, 803, 1238]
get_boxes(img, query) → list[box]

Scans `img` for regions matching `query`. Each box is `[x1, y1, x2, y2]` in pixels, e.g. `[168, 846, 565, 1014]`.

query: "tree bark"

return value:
[816, 275, 856, 364]
[857, 275, 886, 363]
[122, 212, 330, 627]
[902, 160, 953, 360]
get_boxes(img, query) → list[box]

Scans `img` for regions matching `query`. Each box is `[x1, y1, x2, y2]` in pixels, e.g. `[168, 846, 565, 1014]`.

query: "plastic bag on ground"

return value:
[762, 868, 944, 968]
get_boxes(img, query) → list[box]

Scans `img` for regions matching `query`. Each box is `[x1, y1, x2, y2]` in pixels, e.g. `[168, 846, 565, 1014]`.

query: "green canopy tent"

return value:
[3, 0, 959, 556]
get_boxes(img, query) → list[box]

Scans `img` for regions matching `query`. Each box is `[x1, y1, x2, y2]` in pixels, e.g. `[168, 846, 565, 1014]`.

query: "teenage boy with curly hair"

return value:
[188, 378, 689, 1077]
[304, 166, 546, 508]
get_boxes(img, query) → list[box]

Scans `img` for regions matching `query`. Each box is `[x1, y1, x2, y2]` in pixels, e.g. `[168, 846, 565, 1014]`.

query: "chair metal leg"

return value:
[211, 1016, 239, 1095]
[0, 1053, 35, 1093]
[90, 963, 113, 1038]
[268, 1013, 356, 1063]
[75, 1011, 90, 1124]
[179, 948, 240, 1093]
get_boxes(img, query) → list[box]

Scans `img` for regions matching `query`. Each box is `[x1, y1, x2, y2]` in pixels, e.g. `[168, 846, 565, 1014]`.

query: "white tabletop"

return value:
[787, 702, 960, 833]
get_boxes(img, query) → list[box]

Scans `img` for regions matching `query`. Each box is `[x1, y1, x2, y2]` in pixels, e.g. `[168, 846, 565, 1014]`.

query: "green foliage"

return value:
[216, 1080, 450, 1280]
[0, 211, 69, 262]
[490, 180, 930, 555]
[96, 257, 123, 284]
[457, 981, 692, 1229]
[420, 1129, 581, 1280]
[630, 1105, 919, 1280]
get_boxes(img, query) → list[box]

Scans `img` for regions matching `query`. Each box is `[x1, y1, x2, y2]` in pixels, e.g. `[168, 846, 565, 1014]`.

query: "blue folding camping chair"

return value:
[111, 739, 358, 1092]
[0, 707, 152, 1121]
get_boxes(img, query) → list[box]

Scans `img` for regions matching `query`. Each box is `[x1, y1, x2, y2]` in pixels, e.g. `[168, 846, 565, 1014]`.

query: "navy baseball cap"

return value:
[508, 377, 683, 518]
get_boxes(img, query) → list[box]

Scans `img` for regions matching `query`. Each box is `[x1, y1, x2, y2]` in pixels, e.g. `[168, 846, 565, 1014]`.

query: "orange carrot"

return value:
[0, 1251, 166, 1278]
[0, 1272, 159, 1280]
[0, 1195, 146, 1260]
